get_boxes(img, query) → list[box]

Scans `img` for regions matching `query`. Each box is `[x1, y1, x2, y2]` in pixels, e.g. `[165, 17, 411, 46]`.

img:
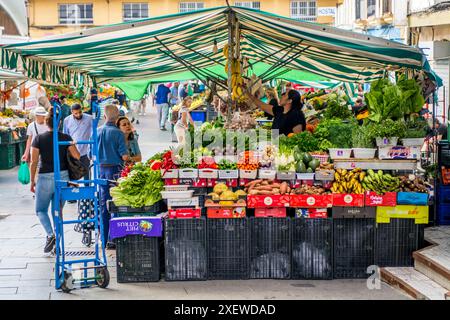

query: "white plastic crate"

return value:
[161, 190, 194, 199]
[218, 170, 239, 179]
[160, 169, 178, 179]
[198, 169, 218, 179]
[167, 197, 199, 208]
[178, 168, 199, 179]
[296, 173, 315, 181]
[164, 185, 189, 192]
[258, 169, 276, 180]
[277, 171, 296, 180]
[239, 169, 258, 179]
[315, 170, 335, 181]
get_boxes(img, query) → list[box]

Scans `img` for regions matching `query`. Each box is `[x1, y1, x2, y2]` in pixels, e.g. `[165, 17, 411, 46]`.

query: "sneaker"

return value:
[161, 127, 167, 131]
[136, 120, 140, 125]
[44, 235, 56, 253]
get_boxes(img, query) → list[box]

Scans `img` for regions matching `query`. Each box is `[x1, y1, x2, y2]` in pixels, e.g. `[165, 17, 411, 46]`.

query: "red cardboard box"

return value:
[207, 207, 246, 218]
[215, 179, 238, 188]
[239, 178, 252, 187]
[164, 178, 179, 185]
[247, 195, 291, 208]
[332, 193, 364, 207]
[296, 208, 328, 218]
[169, 208, 201, 219]
[290, 194, 333, 208]
[178, 178, 207, 187]
[255, 207, 287, 217]
[365, 192, 397, 207]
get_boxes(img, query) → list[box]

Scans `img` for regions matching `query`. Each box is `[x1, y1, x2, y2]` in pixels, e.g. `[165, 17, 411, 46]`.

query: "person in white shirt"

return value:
[22, 107, 49, 163]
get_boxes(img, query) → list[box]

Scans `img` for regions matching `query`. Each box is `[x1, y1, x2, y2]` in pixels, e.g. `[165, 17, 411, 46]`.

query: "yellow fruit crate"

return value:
[376, 205, 428, 224]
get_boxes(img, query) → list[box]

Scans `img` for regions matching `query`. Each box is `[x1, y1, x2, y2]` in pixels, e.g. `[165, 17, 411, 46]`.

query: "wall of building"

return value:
[29, 0, 338, 38]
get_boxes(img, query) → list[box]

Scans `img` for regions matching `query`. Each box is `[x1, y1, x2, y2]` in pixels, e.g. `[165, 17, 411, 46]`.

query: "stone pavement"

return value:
[0, 108, 411, 300]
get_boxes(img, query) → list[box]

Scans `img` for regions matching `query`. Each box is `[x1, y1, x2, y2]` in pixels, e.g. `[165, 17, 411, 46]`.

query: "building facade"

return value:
[408, 0, 450, 121]
[0, 1, 29, 44]
[335, 0, 407, 42]
[28, 0, 339, 38]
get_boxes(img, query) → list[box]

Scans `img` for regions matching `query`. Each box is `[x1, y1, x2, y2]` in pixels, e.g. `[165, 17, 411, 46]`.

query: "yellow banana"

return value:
[334, 172, 340, 182]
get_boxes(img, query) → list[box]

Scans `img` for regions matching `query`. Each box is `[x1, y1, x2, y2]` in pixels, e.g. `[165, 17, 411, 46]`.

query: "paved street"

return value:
[0, 108, 411, 300]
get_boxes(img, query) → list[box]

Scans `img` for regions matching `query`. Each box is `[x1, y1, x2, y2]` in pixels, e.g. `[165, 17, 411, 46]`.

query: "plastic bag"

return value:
[18, 161, 30, 185]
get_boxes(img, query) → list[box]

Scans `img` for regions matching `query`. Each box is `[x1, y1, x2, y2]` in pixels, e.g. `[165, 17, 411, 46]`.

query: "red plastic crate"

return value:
[247, 195, 291, 208]
[214, 179, 238, 188]
[365, 192, 397, 207]
[332, 194, 364, 207]
[169, 208, 201, 219]
[207, 207, 246, 218]
[290, 194, 333, 208]
[254, 208, 287, 218]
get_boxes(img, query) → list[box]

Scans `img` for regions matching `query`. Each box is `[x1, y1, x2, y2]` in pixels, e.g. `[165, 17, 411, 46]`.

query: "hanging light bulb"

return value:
[212, 39, 218, 54]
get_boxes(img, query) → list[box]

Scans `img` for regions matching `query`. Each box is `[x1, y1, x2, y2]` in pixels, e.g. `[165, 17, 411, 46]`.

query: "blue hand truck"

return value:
[52, 100, 110, 293]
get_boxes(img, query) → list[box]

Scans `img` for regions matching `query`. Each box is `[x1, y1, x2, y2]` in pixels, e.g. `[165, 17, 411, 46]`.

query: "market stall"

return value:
[0, 6, 442, 286]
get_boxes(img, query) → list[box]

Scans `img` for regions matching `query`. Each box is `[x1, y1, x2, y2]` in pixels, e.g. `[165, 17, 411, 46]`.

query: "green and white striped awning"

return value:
[1, 6, 429, 87]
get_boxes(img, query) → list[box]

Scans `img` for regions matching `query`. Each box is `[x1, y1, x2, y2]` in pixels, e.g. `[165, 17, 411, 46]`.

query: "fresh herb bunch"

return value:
[352, 125, 375, 148]
[315, 119, 357, 149]
[218, 159, 237, 170]
[404, 118, 429, 139]
[365, 119, 407, 139]
[323, 93, 352, 120]
[279, 131, 321, 153]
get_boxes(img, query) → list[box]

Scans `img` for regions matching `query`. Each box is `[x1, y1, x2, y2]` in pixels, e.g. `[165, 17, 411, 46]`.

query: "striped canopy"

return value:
[1, 6, 429, 87]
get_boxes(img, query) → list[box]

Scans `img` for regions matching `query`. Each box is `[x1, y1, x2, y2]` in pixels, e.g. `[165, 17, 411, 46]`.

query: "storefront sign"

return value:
[318, 7, 336, 16]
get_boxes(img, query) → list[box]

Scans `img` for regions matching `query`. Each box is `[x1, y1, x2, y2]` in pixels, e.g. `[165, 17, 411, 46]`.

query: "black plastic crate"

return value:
[107, 199, 167, 214]
[116, 235, 160, 283]
[375, 219, 423, 267]
[292, 218, 333, 280]
[164, 217, 207, 281]
[333, 218, 375, 279]
[207, 218, 250, 280]
[0, 143, 17, 170]
[188, 187, 208, 196]
[249, 217, 291, 279]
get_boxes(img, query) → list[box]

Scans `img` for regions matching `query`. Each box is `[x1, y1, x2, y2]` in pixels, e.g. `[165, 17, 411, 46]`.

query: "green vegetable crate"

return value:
[0, 143, 17, 170]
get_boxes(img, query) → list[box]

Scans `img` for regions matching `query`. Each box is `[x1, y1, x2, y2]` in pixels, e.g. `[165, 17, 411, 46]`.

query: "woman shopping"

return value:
[247, 89, 306, 136]
[30, 108, 80, 253]
[264, 88, 280, 120]
[116, 116, 142, 163]
[174, 96, 195, 145]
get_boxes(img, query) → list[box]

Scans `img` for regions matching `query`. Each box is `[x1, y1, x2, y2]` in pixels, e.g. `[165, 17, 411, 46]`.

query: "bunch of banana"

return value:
[331, 168, 365, 194]
[362, 169, 400, 194]
[223, 45, 246, 103]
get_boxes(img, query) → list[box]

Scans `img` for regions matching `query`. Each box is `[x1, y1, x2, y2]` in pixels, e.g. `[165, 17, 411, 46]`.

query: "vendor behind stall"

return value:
[248, 89, 306, 135]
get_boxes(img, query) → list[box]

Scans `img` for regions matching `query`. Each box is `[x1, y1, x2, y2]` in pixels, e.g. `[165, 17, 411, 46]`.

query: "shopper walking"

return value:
[174, 97, 195, 146]
[63, 103, 93, 181]
[116, 116, 142, 163]
[154, 83, 171, 131]
[59, 96, 71, 131]
[98, 104, 130, 249]
[22, 107, 49, 162]
[30, 108, 80, 253]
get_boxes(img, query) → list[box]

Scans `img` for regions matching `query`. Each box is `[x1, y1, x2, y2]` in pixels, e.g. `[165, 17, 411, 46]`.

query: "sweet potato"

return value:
[254, 185, 274, 191]
[245, 179, 262, 188]
[256, 190, 272, 195]
[280, 182, 288, 195]
[249, 189, 260, 195]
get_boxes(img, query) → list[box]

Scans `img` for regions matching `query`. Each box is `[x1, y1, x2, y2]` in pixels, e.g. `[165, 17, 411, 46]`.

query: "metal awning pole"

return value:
[227, 9, 235, 122]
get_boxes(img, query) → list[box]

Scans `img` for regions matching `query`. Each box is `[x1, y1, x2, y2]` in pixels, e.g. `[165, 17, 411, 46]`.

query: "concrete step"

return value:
[413, 248, 450, 291]
[380, 267, 448, 300]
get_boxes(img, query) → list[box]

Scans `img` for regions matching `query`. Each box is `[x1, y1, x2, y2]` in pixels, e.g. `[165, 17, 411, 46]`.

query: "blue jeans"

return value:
[99, 165, 122, 245]
[35, 170, 69, 236]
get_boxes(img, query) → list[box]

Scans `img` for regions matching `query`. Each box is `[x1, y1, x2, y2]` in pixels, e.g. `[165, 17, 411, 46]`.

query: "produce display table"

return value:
[333, 159, 418, 171]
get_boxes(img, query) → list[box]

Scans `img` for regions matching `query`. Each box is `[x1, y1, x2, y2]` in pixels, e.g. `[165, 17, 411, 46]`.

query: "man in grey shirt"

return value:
[63, 103, 93, 181]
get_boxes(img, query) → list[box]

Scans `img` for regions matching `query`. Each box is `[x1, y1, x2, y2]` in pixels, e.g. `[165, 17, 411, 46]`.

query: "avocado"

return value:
[306, 167, 314, 173]
[296, 161, 307, 173]
[303, 153, 313, 164]
[308, 159, 320, 171]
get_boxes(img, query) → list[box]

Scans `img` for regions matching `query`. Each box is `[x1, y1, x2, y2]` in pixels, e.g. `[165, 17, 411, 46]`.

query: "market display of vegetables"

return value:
[0, 108, 29, 131]
[361, 170, 401, 194]
[198, 156, 218, 169]
[259, 145, 276, 168]
[331, 168, 365, 194]
[293, 149, 320, 173]
[237, 151, 259, 170]
[218, 159, 237, 170]
[110, 163, 164, 208]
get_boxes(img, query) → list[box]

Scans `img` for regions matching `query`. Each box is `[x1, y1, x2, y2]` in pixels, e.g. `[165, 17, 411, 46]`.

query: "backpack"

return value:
[67, 152, 88, 180]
